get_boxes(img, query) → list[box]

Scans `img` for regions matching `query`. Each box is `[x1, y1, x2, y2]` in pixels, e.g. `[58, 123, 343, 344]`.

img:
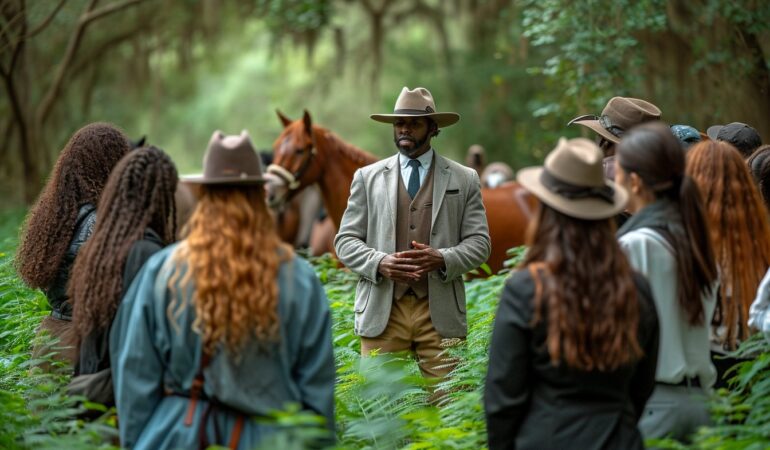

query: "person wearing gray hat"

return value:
[707, 122, 762, 158]
[110, 131, 335, 449]
[485, 137, 659, 449]
[335, 86, 490, 379]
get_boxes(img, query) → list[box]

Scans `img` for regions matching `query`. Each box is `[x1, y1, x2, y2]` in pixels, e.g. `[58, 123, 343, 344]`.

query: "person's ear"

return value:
[629, 172, 644, 194]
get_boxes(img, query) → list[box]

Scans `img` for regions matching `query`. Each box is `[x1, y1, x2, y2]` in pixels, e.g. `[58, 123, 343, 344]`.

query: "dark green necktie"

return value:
[407, 159, 421, 199]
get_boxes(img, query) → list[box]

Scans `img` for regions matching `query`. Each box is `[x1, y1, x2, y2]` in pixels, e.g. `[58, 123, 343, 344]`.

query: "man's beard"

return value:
[394, 133, 430, 156]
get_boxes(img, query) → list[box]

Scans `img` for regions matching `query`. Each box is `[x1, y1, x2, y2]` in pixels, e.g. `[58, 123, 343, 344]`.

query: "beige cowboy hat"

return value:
[569, 97, 661, 144]
[182, 130, 266, 185]
[517, 137, 628, 220]
[371, 87, 460, 128]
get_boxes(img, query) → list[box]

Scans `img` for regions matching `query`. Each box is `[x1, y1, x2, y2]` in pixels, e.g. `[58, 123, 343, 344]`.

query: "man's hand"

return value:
[378, 254, 422, 283]
[396, 241, 446, 276]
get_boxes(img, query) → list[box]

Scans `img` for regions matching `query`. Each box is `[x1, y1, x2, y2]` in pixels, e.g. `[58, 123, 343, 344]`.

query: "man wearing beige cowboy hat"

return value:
[569, 96, 662, 180]
[334, 87, 491, 378]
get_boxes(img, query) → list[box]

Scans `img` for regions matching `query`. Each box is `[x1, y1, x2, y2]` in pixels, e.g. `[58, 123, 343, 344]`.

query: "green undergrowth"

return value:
[1, 206, 770, 449]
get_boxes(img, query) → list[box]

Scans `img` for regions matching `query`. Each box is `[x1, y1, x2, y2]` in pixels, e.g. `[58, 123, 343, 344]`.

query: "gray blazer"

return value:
[334, 153, 491, 338]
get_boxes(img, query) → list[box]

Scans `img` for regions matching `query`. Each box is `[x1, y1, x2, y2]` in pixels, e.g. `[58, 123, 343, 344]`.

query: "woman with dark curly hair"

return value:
[110, 131, 335, 449]
[17, 122, 131, 365]
[615, 122, 718, 441]
[67, 146, 177, 404]
[485, 138, 659, 450]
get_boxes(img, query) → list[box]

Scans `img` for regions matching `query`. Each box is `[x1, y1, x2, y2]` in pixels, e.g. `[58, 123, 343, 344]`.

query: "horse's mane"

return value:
[319, 129, 379, 166]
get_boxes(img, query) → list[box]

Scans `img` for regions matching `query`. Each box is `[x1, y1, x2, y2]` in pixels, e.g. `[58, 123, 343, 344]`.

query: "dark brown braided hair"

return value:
[524, 204, 643, 371]
[69, 146, 178, 341]
[16, 123, 131, 289]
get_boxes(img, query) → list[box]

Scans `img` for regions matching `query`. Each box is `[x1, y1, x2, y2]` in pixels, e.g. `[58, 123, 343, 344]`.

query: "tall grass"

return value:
[1, 206, 770, 449]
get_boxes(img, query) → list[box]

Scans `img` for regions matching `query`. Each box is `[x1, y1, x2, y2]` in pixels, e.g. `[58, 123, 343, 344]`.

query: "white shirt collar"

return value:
[399, 148, 434, 170]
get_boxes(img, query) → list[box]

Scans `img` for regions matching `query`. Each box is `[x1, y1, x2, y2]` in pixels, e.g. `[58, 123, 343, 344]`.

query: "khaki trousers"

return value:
[360, 294, 460, 378]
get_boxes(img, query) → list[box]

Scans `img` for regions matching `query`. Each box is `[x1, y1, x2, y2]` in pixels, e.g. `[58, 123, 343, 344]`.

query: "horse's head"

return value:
[266, 109, 323, 207]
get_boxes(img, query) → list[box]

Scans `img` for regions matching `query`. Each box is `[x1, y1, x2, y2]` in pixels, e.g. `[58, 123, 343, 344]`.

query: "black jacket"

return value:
[75, 228, 165, 376]
[46, 204, 97, 319]
[484, 269, 659, 450]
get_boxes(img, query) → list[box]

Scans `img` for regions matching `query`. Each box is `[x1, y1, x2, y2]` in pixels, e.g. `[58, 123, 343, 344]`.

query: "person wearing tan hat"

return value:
[335, 87, 491, 379]
[110, 131, 335, 449]
[569, 96, 662, 180]
[484, 137, 659, 449]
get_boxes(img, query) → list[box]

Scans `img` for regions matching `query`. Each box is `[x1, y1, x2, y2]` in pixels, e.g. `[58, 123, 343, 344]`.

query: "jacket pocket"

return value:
[355, 278, 373, 313]
[452, 278, 466, 313]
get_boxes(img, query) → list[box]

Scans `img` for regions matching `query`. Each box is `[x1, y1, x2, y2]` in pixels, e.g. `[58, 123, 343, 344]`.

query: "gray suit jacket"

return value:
[334, 153, 491, 338]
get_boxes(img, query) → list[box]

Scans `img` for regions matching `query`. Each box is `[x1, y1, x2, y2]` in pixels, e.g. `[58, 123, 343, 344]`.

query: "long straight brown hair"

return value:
[617, 122, 717, 325]
[523, 204, 643, 371]
[687, 140, 770, 348]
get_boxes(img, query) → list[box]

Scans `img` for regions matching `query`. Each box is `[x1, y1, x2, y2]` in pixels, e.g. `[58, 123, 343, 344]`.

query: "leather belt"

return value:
[660, 376, 701, 388]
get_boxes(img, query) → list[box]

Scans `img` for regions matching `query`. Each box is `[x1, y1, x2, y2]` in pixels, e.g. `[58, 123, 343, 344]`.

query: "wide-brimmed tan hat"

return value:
[182, 130, 266, 185]
[370, 87, 460, 128]
[569, 97, 661, 144]
[517, 137, 628, 220]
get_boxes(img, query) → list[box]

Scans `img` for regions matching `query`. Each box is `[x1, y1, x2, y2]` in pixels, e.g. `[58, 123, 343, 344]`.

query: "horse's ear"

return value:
[302, 109, 312, 135]
[277, 110, 292, 128]
[132, 135, 146, 149]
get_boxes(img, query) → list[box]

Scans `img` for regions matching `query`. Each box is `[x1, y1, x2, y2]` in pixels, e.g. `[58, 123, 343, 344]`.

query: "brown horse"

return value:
[266, 110, 537, 274]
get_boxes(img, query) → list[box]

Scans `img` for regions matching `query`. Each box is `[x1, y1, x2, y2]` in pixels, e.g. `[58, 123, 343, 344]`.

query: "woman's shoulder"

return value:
[501, 268, 537, 323]
[619, 227, 671, 250]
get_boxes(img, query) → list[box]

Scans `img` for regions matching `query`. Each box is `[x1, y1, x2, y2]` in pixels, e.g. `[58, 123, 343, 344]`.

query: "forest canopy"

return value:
[1, 0, 769, 203]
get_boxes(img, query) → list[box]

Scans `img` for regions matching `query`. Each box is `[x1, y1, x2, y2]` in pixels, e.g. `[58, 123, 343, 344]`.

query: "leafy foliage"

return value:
[2, 204, 770, 449]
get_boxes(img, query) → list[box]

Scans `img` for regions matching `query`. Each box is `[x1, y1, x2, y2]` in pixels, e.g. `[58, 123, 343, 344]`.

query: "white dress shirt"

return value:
[399, 149, 434, 191]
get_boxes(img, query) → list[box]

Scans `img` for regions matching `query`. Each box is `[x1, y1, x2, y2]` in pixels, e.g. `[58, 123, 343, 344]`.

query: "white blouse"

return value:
[749, 268, 770, 333]
[619, 227, 718, 390]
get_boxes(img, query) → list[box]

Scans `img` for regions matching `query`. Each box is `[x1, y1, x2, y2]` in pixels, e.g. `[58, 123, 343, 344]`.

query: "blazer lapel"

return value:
[431, 154, 451, 229]
[382, 155, 399, 230]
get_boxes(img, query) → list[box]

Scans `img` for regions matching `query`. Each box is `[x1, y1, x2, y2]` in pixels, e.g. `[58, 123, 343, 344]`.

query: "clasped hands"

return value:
[377, 241, 445, 283]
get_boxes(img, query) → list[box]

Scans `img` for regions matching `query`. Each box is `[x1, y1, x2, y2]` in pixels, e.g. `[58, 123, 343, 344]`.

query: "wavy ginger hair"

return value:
[70, 147, 178, 342]
[524, 204, 643, 371]
[687, 140, 770, 348]
[169, 185, 291, 355]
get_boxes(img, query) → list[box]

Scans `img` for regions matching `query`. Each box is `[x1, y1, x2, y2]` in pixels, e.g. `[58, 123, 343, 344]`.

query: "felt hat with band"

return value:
[182, 130, 266, 185]
[568, 97, 661, 144]
[517, 137, 628, 220]
[371, 87, 460, 128]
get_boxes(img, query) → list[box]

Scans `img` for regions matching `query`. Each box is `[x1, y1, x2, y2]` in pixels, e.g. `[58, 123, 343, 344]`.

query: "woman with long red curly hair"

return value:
[109, 131, 335, 449]
[485, 138, 659, 450]
[686, 140, 770, 380]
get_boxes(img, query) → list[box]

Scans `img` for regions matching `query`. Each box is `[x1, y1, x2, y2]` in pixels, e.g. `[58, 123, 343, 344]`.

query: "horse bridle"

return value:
[267, 139, 317, 191]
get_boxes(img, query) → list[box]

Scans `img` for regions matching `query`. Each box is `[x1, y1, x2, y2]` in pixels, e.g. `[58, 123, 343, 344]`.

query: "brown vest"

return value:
[394, 158, 435, 299]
